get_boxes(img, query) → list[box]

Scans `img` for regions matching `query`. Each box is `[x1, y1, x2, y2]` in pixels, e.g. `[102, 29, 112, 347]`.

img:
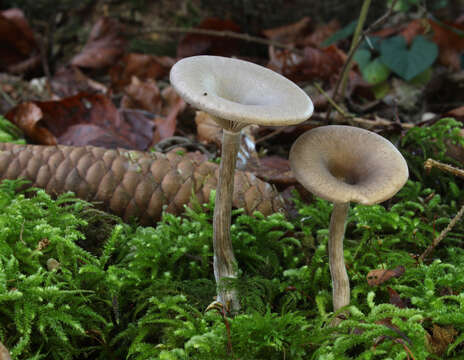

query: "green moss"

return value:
[2, 118, 464, 359]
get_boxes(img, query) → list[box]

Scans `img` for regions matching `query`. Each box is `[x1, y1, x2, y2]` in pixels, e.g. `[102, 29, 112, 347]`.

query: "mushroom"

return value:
[289, 125, 408, 314]
[170, 55, 313, 312]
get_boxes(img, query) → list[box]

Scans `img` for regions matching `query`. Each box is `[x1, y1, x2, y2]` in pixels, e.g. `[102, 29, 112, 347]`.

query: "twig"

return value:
[314, 82, 352, 118]
[326, 0, 399, 121]
[419, 158, 464, 261]
[419, 202, 464, 262]
[314, 83, 414, 129]
[135, 26, 301, 54]
[0, 87, 15, 106]
[255, 127, 287, 144]
[424, 158, 464, 179]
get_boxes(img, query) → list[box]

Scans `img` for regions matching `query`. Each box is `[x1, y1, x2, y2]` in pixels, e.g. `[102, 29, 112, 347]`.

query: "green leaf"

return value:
[322, 20, 357, 47]
[353, 49, 371, 70]
[361, 58, 391, 85]
[380, 35, 438, 81]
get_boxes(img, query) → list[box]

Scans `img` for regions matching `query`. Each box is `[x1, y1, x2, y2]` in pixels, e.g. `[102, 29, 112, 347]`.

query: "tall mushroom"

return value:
[289, 125, 408, 314]
[170, 56, 313, 312]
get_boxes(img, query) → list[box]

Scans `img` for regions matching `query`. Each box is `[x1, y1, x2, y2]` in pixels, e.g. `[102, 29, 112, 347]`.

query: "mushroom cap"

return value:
[289, 125, 409, 205]
[170, 55, 313, 126]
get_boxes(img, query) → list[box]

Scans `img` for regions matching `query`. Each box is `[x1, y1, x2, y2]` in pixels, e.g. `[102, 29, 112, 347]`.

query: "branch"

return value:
[419, 202, 464, 262]
[314, 82, 413, 129]
[134, 26, 301, 54]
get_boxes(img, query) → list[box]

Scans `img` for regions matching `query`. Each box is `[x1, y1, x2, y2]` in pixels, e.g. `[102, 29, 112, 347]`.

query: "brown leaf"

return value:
[367, 266, 405, 286]
[152, 96, 186, 145]
[121, 76, 162, 114]
[109, 53, 173, 90]
[262, 17, 311, 44]
[5, 102, 56, 145]
[268, 45, 345, 82]
[71, 17, 126, 69]
[59, 124, 133, 148]
[249, 156, 297, 187]
[177, 17, 241, 58]
[0, 8, 38, 72]
[300, 20, 340, 47]
[0, 341, 11, 360]
[195, 111, 222, 146]
[387, 287, 407, 309]
[445, 106, 464, 121]
[426, 324, 457, 356]
[51, 66, 108, 98]
[6, 93, 154, 150]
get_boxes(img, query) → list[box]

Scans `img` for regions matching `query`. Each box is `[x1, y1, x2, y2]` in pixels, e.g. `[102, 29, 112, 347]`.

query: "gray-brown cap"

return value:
[289, 125, 409, 205]
[170, 55, 313, 126]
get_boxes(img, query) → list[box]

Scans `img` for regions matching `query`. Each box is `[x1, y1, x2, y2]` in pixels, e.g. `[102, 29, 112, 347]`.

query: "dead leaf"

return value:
[0, 341, 11, 360]
[248, 156, 297, 187]
[121, 76, 162, 114]
[268, 45, 345, 81]
[51, 66, 108, 98]
[0, 8, 39, 72]
[195, 110, 222, 146]
[262, 17, 311, 44]
[152, 96, 186, 145]
[109, 53, 173, 90]
[300, 19, 340, 47]
[387, 287, 407, 309]
[59, 124, 133, 148]
[367, 266, 405, 286]
[426, 324, 457, 356]
[6, 93, 154, 150]
[445, 106, 464, 121]
[5, 102, 56, 144]
[71, 17, 126, 69]
[177, 17, 241, 58]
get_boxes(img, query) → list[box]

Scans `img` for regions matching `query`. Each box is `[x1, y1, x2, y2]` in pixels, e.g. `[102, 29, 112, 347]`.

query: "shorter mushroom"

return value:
[289, 125, 408, 315]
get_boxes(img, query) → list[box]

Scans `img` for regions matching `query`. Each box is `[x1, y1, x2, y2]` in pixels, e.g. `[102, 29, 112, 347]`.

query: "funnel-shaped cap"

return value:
[290, 125, 409, 205]
[170, 56, 313, 126]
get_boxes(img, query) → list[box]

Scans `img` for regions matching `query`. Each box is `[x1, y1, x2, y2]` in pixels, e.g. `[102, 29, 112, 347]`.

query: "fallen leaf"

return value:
[301, 19, 340, 47]
[0, 8, 39, 72]
[195, 110, 222, 146]
[59, 124, 133, 148]
[426, 324, 457, 356]
[268, 45, 345, 81]
[387, 287, 407, 308]
[445, 106, 464, 121]
[121, 76, 162, 114]
[152, 96, 186, 145]
[109, 53, 173, 90]
[367, 266, 405, 286]
[0, 341, 11, 360]
[262, 17, 311, 44]
[71, 17, 126, 69]
[51, 66, 108, 98]
[5, 102, 56, 144]
[248, 156, 297, 187]
[6, 93, 154, 150]
[177, 17, 241, 58]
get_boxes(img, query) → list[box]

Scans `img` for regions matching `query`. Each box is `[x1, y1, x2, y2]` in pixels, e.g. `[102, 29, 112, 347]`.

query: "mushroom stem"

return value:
[328, 202, 350, 312]
[213, 128, 241, 312]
